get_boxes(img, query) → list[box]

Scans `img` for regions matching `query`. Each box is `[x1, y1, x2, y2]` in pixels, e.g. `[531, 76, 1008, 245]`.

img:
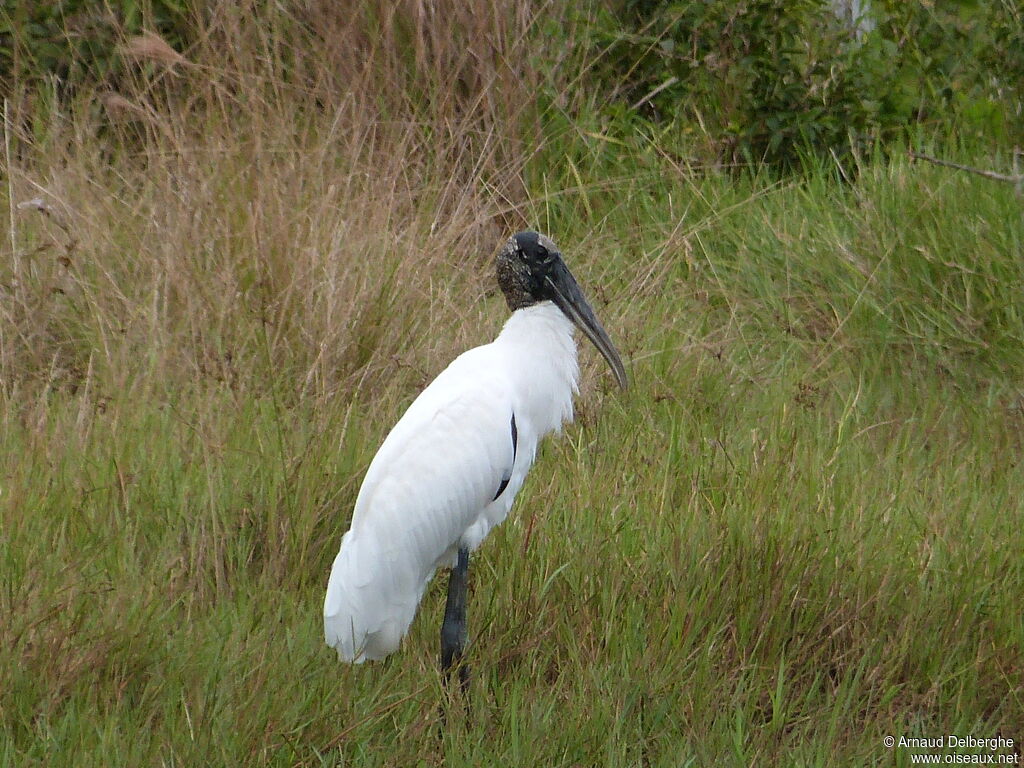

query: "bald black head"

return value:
[495, 231, 564, 311]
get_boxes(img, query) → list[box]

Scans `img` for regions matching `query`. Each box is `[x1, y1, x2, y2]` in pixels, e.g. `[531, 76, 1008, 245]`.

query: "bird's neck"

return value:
[494, 302, 579, 437]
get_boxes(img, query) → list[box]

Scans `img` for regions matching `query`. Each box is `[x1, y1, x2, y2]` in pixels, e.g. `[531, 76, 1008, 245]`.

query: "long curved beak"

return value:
[545, 262, 628, 390]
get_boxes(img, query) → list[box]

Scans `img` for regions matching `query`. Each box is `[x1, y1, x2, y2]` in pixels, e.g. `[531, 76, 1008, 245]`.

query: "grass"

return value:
[2, 3, 1023, 766]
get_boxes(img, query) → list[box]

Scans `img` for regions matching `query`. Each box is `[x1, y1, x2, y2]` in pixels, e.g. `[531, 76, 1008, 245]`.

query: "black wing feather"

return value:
[491, 413, 518, 501]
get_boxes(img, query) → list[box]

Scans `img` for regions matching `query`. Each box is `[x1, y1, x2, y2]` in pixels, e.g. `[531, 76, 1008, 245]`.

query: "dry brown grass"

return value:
[1, 0, 569, 405]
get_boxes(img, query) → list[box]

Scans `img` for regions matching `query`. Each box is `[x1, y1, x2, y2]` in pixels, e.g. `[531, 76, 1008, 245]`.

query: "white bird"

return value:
[324, 231, 627, 688]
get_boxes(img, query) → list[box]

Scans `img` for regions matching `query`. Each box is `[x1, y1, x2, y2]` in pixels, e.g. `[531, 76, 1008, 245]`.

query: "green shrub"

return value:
[876, 0, 1023, 144]
[0, 0, 190, 94]
[587, 0, 1023, 170]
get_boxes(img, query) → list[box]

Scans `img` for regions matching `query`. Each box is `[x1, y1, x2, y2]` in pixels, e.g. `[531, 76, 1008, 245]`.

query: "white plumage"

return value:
[324, 303, 579, 662]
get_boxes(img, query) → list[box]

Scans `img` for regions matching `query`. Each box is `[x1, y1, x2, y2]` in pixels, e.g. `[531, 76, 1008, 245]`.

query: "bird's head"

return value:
[496, 231, 628, 389]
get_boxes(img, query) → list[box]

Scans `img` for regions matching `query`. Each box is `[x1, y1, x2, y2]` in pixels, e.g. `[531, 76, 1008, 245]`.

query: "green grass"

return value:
[2, 6, 1023, 765]
[3, 151, 1022, 765]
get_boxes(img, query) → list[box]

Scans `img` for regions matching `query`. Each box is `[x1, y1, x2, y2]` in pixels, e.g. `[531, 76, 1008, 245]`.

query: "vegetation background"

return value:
[1, 0, 1022, 765]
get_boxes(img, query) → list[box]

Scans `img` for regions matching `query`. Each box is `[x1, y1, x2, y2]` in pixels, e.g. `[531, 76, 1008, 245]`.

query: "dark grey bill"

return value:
[545, 261, 628, 390]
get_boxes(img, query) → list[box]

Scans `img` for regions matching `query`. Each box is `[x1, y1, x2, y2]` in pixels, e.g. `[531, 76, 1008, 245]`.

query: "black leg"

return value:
[440, 546, 470, 698]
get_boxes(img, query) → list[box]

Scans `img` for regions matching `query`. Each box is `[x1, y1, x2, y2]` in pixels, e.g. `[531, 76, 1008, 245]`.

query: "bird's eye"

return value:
[536, 246, 548, 259]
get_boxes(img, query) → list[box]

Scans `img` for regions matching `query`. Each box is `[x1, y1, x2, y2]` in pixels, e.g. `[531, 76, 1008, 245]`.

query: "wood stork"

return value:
[324, 231, 627, 689]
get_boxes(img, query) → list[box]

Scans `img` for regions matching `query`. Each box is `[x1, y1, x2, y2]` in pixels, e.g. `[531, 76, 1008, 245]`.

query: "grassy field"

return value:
[2, 4, 1023, 766]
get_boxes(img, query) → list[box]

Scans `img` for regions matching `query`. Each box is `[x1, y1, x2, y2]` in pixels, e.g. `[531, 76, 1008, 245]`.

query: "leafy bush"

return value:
[588, 0, 1023, 170]
[0, 1, 191, 94]
[876, 0, 1024, 144]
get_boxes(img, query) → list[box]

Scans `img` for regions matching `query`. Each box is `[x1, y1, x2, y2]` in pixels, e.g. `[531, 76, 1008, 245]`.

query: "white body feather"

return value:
[324, 302, 579, 662]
